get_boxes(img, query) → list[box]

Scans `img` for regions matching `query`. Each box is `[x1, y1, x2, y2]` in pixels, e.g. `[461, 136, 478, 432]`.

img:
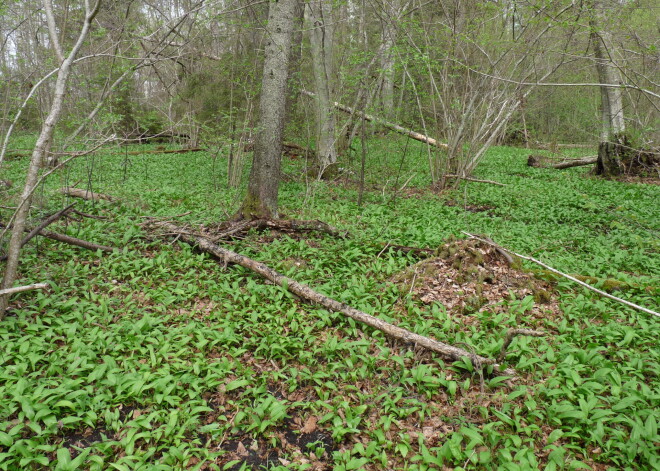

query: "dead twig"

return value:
[463, 232, 660, 318]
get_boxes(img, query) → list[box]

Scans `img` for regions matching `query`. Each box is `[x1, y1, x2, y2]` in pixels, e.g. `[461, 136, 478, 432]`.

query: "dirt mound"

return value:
[392, 237, 561, 322]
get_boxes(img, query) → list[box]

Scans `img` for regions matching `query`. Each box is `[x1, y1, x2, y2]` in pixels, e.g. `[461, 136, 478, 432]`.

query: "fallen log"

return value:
[302, 90, 448, 150]
[549, 156, 598, 169]
[150, 220, 515, 376]
[527, 155, 597, 169]
[60, 187, 114, 202]
[0, 283, 48, 297]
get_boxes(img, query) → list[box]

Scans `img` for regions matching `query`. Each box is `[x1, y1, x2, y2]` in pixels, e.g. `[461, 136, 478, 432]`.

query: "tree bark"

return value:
[238, 0, 297, 219]
[151, 221, 516, 376]
[552, 156, 598, 169]
[590, 1, 626, 177]
[527, 155, 598, 169]
[378, 0, 401, 119]
[0, 1, 101, 319]
[306, 0, 338, 177]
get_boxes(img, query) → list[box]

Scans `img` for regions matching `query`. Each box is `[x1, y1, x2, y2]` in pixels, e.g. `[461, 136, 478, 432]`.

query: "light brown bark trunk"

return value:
[307, 0, 337, 177]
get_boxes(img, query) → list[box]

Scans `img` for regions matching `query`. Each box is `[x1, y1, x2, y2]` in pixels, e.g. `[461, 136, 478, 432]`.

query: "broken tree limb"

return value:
[151, 220, 515, 376]
[550, 156, 598, 169]
[37, 229, 116, 253]
[301, 90, 448, 150]
[0, 283, 48, 297]
[60, 187, 114, 202]
[463, 232, 660, 318]
[22, 204, 76, 247]
[498, 329, 546, 362]
[445, 175, 507, 186]
[527, 155, 598, 169]
[0, 204, 76, 261]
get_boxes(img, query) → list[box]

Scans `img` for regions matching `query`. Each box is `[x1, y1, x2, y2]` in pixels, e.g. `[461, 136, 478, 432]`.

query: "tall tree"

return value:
[238, 0, 298, 219]
[590, 0, 626, 177]
[306, 0, 337, 178]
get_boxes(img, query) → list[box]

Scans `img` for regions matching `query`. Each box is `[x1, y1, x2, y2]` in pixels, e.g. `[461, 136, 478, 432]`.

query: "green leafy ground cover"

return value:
[1, 137, 659, 470]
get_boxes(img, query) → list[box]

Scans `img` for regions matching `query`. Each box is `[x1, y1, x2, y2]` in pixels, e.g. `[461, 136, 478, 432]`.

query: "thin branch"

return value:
[0, 283, 49, 297]
[43, 0, 65, 63]
[463, 232, 660, 318]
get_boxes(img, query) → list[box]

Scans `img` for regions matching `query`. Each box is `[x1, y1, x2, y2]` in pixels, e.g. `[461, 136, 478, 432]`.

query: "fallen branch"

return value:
[0, 283, 48, 297]
[0, 204, 76, 261]
[498, 328, 546, 362]
[445, 175, 506, 186]
[60, 187, 114, 202]
[549, 156, 598, 169]
[463, 232, 660, 318]
[302, 90, 448, 150]
[37, 229, 116, 253]
[151, 221, 515, 376]
[527, 155, 598, 169]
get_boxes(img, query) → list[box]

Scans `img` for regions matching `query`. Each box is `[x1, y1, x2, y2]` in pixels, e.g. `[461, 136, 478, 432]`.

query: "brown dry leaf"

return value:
[236, 441, 248, 456]
[422, 426, 435, 440]
[302, 415, 318, 434]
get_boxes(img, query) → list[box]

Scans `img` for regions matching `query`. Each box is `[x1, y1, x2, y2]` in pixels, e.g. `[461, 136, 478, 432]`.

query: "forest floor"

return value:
[0, 135, 658, 470]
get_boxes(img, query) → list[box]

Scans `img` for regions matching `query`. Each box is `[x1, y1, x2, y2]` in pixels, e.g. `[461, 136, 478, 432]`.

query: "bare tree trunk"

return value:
[238, 0, 297, 219]
[378, 0, 401, 119]
[0, 1, 101, 319]
[306, 0, 337, 178]
[590, 1, 626, 177]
